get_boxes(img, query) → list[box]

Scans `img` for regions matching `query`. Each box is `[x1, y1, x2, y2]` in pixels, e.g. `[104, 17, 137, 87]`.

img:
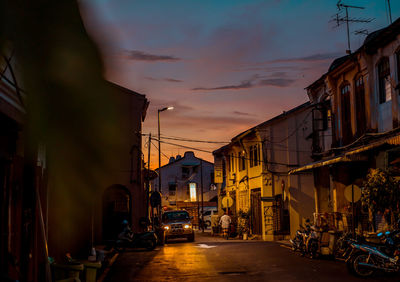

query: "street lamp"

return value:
[157, 106, 174, 193]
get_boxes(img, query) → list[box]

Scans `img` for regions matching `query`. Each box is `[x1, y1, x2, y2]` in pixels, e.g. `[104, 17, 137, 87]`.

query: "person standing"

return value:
[219, 211, 231, 239]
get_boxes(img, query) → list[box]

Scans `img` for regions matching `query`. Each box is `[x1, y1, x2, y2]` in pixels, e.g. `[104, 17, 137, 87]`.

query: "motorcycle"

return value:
[346, 229, 400, 277]
[115, 229, 158, 252]
[290, 223, 312, 256]
[334, 231, 365, 260]
[306, 226, 320, 259]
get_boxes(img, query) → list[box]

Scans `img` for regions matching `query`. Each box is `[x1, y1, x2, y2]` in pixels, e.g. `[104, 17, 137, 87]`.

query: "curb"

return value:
[97, 252, 119, 282]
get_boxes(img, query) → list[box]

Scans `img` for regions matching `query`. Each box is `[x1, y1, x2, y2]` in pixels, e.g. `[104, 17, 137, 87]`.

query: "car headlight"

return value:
[164, 226, 170, 230]
[184, 224, 191, 229]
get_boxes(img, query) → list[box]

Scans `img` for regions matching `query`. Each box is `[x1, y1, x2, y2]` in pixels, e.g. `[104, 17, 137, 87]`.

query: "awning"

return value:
[289, 155, 350, 174]
[289, 133, 400, 174]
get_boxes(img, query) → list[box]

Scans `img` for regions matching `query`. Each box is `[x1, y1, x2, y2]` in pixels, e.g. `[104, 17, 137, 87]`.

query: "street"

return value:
[104, 231, 399, 282]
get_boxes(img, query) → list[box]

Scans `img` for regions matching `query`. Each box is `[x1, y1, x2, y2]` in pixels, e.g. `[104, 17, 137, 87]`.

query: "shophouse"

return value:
[291, 17, 400, 232]
[152, 151, 216, 222]
[213, 102, 315, 240]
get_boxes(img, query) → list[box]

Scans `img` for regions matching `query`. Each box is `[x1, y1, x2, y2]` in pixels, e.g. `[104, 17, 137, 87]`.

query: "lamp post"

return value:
[157, 106, 173, 194]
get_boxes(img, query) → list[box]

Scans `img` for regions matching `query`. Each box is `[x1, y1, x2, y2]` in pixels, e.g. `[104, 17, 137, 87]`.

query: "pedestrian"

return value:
[219, 211, 231, 239]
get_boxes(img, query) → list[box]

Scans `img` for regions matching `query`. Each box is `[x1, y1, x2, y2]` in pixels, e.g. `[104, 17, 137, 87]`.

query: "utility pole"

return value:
[201, 159, 204, 232]
[146, 134, 151, 221]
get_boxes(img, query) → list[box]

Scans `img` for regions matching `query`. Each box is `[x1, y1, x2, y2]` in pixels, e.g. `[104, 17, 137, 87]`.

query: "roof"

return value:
[213, 102, 311, 155]
[327, 55, 350, 73]
[232, 101, 311, 141]
[306, 16, 400, 90]
[156, 151, 213, 171]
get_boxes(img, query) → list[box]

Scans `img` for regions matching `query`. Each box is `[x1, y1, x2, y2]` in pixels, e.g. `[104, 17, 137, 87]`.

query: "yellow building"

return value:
[214, 102, 315, 240]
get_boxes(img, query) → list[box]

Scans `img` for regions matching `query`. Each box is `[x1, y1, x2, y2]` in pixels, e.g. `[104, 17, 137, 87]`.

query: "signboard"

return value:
[344, 184, 361, 203]
[214, 158, 223, 184]
[221, 196, 233, 208]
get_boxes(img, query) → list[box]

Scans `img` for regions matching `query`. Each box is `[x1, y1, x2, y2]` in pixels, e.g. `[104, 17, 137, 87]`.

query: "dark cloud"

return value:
[144, 76, 183, 83]
[267, 52, 343, 64]
[258, 78, 295, 87]
[192, 73, 295, 91]
[233, 111, 256, 116]
[164, 78, 183, 83]
[192, 80, 254, 91]
[123, 50, 180, 61]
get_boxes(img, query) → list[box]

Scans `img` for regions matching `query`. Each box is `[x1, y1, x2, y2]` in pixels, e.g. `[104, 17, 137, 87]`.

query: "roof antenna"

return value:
[386, 0, 393, 24]
[331, 1, 373, 54]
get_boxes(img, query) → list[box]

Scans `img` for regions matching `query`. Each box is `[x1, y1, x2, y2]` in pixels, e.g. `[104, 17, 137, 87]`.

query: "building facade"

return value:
[214, 102, 315, 240]
[292, 18, 400, 232]
[96, 82, 148, 241]
[152, 151, 216, 220]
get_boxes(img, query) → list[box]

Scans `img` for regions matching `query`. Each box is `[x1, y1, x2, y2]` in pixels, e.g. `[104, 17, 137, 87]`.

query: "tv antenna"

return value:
[385, 0, 393, 24]
[333, 1, 374, 54]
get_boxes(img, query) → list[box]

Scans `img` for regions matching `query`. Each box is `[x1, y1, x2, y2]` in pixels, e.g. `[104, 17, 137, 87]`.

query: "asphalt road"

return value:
[104, 231, 399, 282]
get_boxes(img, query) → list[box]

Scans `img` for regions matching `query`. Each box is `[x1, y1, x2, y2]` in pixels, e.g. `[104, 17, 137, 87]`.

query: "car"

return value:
[162, 210, 195, 243]
[202, 208, 218, 228]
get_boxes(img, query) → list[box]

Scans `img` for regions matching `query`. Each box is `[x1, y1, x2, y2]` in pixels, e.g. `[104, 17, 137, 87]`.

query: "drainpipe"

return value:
[238, 138, 250, 230]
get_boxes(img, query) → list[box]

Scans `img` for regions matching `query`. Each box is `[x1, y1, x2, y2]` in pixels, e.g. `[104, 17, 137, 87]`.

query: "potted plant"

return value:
[362, 168, 400, 230]
[237, 209, 251, 240]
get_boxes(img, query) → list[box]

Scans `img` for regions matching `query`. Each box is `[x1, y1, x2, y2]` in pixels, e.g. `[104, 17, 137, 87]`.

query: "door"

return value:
[251, 188, 262, 235]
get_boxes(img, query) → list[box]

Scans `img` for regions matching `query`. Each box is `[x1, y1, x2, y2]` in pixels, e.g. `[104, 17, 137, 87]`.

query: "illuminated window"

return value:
[189, 182, 197, 202]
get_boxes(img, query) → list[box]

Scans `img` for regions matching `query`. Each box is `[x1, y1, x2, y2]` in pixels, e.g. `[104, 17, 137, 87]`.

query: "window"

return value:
[189, 182, 197, 202]
[229, 153, 235, 172]
[239, 151, 246, 171]
[378, 57, 391, 103]
[249, 144, 260, 167]
[355, 75, 366, 135]
[168, 183, 176, 196]
[182, 167, 190, 179]
[341, 83, 352, 144]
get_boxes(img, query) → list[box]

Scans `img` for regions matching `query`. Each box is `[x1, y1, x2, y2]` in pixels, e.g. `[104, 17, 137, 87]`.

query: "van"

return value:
[202, 208, 218, 227]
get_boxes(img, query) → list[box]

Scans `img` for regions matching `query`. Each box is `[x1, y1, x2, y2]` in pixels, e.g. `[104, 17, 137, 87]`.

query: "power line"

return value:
[150, 140, 171, 161]
[156, 138, 298, 167]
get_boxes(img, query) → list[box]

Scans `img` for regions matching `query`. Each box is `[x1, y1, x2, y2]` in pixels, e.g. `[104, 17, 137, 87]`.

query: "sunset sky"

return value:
[80, 0, 400, 167]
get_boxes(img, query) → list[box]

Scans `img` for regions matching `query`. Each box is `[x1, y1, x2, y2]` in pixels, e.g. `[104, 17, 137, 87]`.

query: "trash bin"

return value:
[80, 260, 101, 282]
[52, 262, 84, 282]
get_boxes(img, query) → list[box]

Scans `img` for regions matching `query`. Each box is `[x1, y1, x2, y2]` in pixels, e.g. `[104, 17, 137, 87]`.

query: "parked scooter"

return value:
[346, 229, 400, 277]
[290, 221, 312, 256]
[115, 220, 158, 252]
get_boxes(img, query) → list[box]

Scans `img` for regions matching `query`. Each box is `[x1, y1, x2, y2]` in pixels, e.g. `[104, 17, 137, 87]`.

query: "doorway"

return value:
[102, 185, 131, 240]
[251, 188, 262, 235]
